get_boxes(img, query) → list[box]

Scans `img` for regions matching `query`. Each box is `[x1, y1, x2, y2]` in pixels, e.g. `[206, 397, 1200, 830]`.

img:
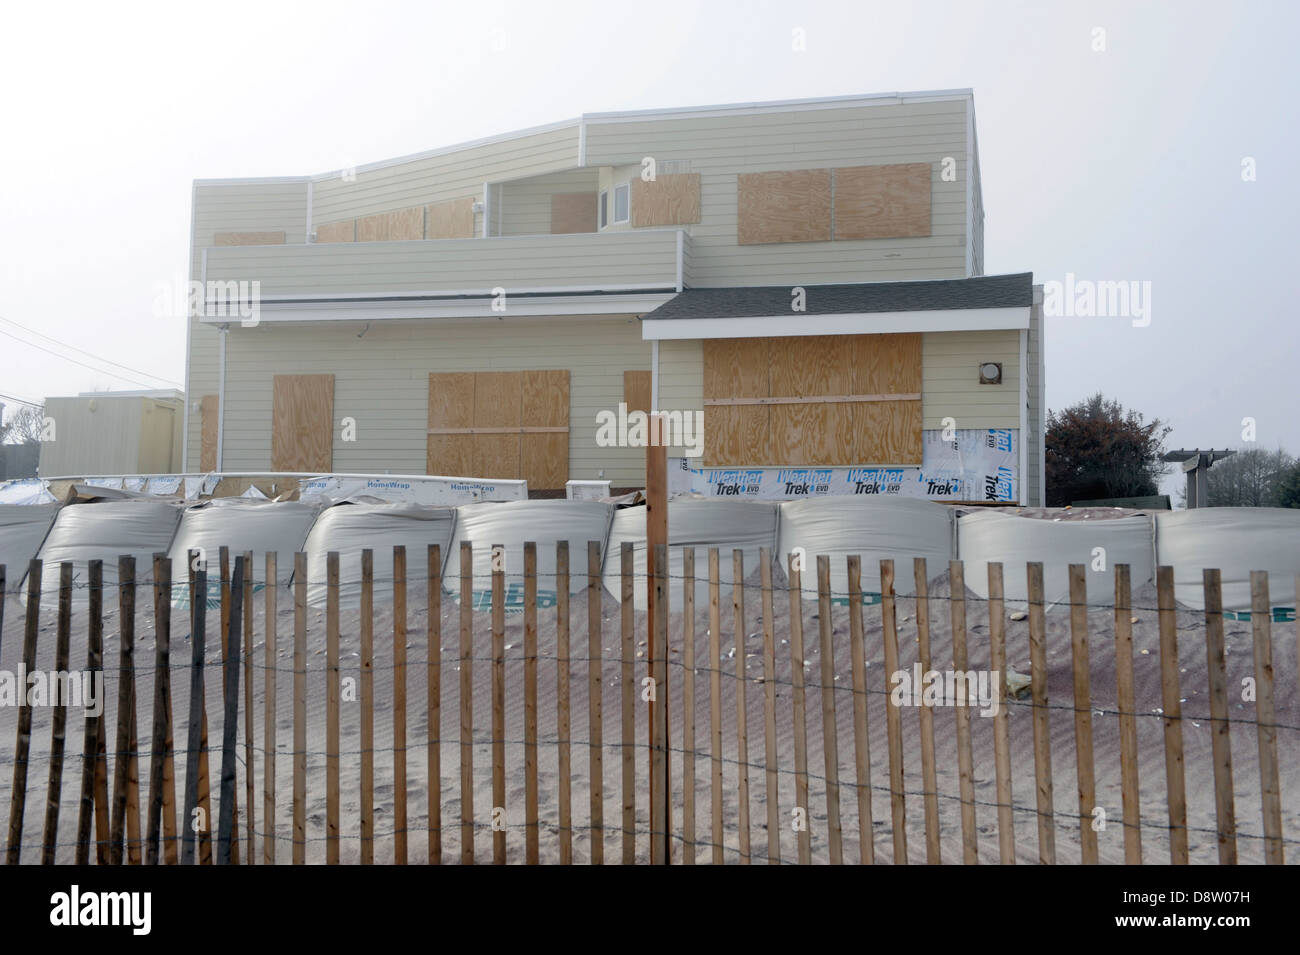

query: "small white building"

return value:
[38, 389, 185, 477]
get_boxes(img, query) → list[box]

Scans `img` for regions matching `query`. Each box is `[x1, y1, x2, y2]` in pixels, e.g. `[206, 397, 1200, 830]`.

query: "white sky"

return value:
[1, 0, 1296, 496]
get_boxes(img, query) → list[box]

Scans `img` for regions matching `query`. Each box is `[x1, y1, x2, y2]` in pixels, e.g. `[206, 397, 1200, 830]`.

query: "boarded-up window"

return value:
[630, 174, 701, 227]
[271, 374, 335, 472]
[200, 394, 219, 472]
[833, 163, 932, 240]
[550, 193, 598, 234]
[425, 197, 476, 239]
[427, 371, 570, 489]
[702, 334, 921, 467]
[623, 370, 652, 414]
[736, 169, 831, 245]
[357, 206, 425, 242]
[315, 220, 356, 243]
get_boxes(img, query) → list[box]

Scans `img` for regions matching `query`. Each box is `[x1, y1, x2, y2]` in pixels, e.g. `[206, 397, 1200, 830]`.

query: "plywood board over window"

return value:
[736, 169, 831, 245]
[623, 370, 652, 414]
[425, 197, 476, 239]
[833, 163, 932, 240]
[199, 394, 219, 472]
[426, 373, 475, 477]
[271, 374, 335, 472]
[357, 205, 425, 242]
[702, 338, 771, 465]
[520, 370, 569, 489]
[550, 193, 598, 234]
[630, 174, 701, 227]
[315, 220, 356, 243]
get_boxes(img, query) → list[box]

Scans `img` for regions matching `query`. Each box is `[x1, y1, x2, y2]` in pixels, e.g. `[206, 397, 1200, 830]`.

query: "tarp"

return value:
[444, 500, 613, 608]
[602, 500, 779, 607]
[777, 497, 954, 599]
[0, 504, 60, 587]
[1156, 507, 1300, 612]
[167, 499, 320, 606]
[301, 502, 455, 608]
[0, 479, 56, 506]
[28, 500, 183, 602]
[957, 510, 1155, 610]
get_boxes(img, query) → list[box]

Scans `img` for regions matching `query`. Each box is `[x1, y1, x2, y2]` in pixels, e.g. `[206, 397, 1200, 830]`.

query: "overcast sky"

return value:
[1, 0, 1296, 495]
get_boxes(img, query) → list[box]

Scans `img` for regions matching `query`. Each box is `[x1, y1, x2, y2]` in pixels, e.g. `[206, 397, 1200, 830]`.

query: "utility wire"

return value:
[0, 313, 182, 387]
[0, 326, 177, 391]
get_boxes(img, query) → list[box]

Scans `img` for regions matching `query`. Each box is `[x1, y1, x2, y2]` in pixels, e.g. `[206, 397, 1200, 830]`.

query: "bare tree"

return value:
[1203, 447, 1294, 507]
[0, 403, 45, 444]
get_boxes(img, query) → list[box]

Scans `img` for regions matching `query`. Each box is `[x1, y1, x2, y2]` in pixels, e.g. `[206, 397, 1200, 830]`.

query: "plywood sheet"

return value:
[213, 231, 285, 246]
[521, 370, 569, 489]
[357, 205, 425, 242]
[472, 371, 522, 479]
[850, 333, 922, 394]
[852, 398, 923, 464]
[769, 337, 852, 464]
[427, 372, 475, 476]
[549, 193, 598, 235]
[736, 169, 831, 245]
[315, 220, 356, 243]
[630, 174, 701, 227]
[833, 163, 931, 240]
[271, 375, 334, 472]
[425, 197, 476, 240]
[703, 338, 771, 466]
[200, 394, 219, 472]
[623, 370, 652, 414]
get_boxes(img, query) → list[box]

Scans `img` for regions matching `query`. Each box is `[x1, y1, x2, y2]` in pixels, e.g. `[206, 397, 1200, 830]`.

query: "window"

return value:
[599, 190, 608, 229]
[613, 182, 630, 223]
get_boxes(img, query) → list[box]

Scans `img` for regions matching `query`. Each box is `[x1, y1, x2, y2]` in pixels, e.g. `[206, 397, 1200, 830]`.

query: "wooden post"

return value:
[491, 543, 506, 865]
[360, 549, 375, 864]
[880, 559, 907, 865]
[7, 560, 41, 864]
[1113, 564, 1141, 864]
[1026, 562, 1055, 864]
[645, 412, 669, 865]
[733, 549, 752, 863]
[1067, 564, 1097, 864]
[556, 542, 572, 865]
[427, 544, 442, 865]
[788, 552, 812, 866]
[1202, 569, 1237, 864]
[76, 560, 109, 865]
[586, 539, 603, 865]
[292, 553, 307, 865]
[759, 549, 780, 865]
[217, 547, 235, 864]
[393, 545, 409, 866]
[181, 563, 207, 866]
[709, 547, 724, 864]
[217, 556, 243, 865]
[147, 556, 177, 865]
[619, 541, 635, 865]
[459, 542, 474, 865]
[112, 555, 142, 865]
[263, 552, 277, 865]
[242, 551, 254, 863]
[847, 556, 874, 865]
[948, 560, 977, 864]
[326, 551, 340, 864]
[815, 555, 843, 864]
[41, 562, 73, 863]
[1156, 565, 1188, 864]
[1249, 571, 1284, 864]
[523, 542, 540, 865]
[683, 547, 699, 864]
[986, 562, 1015, 865]
[913, 558, 940, 864]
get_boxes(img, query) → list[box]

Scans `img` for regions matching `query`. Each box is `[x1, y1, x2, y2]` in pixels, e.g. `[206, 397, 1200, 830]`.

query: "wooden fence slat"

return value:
[651, 543, 670, 865]
[948, 560, 978, 864]
[759, 549, 780, 865]
[1113, 563, 1141, 864]
[709, 547, 725, 864]
[217, 547, 234, 865]
[112, 556, 142, 865]
[393, 545, 409, 866]
[1068, 564, 1097, 865]
[242, 551, 254, 863]
[76, 560, 108, 864]
[1202, 569, 1237, 864]
[264, 552, 277, 865]
[491, 544, 506, 865]
[146, 557, 176, 865]
[880, 559, 907, 865]
[788, 552, 812, 866]
[814, 554, 844, 865]
[1027, 562, 1055, 864]
[847, 556, 874, 865]
[292, 553, 307, 865]
[360, 549, 375, 864]
[586, 540, 603, 866]
[326, 551, 340, 864]
[217, 556, 244, 864]
[1156, 565, 1188, 864]
[523, 542, 540, 865]
[913, 558, 940, 864]
[41, 562, 73, 864]
[682, 547, 699, 863]
[1250, 571, 1285, 864]
[460, 542, 474, 865]
[620, 541, 635, 864]
[427, 544, 442, 865]
[556, 542, 572, 865]
[986, 562, 1015, 865]
[732, 549, 752, 863]
[181, 563, 208, 866]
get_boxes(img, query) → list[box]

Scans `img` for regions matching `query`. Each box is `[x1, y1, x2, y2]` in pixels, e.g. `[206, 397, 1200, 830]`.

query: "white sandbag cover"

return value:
[0, 479, 56, 506]
[957, 510, 1155, 610]
[777, 497, 953, 599]
[444, 500, 613, 608]
[0, 504, 60, 585]
[28, 500, 182, 601]
[1156, 507, 1300, 612]
[302, 502, 455, 608]
[167, 499, 320, 605]
[603, 500, 779, 607]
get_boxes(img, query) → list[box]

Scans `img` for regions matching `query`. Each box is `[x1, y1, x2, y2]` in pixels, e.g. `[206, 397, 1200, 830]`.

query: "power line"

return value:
[0, 390, 43, 408]
[0, 314, 182, 388]
[0, 327, 177, 391]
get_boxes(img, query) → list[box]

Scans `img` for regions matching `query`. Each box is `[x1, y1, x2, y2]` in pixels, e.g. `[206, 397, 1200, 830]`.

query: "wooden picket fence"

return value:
[1, 545, 1294, 864]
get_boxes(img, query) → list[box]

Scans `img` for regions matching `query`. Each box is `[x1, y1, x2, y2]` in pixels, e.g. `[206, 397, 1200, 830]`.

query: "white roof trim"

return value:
[583, 89, 973, 124]
[641, 306, 1029, 340]
[201, 293, 674, 324]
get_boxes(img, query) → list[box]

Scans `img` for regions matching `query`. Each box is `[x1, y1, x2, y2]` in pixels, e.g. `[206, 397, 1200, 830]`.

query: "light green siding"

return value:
[498, 169, 599, 236]
[920, 329, 1021, 430]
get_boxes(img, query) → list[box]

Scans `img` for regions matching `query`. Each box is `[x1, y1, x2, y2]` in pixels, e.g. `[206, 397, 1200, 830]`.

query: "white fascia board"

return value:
[583, 89, 973, 124]
[201, 293, 674, 325]
[641, 306, 1030, 340]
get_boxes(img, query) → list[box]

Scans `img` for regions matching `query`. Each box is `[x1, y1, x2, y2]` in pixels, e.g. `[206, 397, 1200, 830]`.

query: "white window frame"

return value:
[613, 182, 630, 224]
[598, 189, 609, 230]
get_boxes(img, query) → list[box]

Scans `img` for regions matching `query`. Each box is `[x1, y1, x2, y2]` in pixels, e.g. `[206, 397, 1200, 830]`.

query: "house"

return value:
[38, 389, 184, 477]
[184, 89, 1045, 504]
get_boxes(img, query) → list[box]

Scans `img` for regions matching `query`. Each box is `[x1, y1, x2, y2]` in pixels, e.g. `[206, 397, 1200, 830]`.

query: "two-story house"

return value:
[184, 88, 1044, 505]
